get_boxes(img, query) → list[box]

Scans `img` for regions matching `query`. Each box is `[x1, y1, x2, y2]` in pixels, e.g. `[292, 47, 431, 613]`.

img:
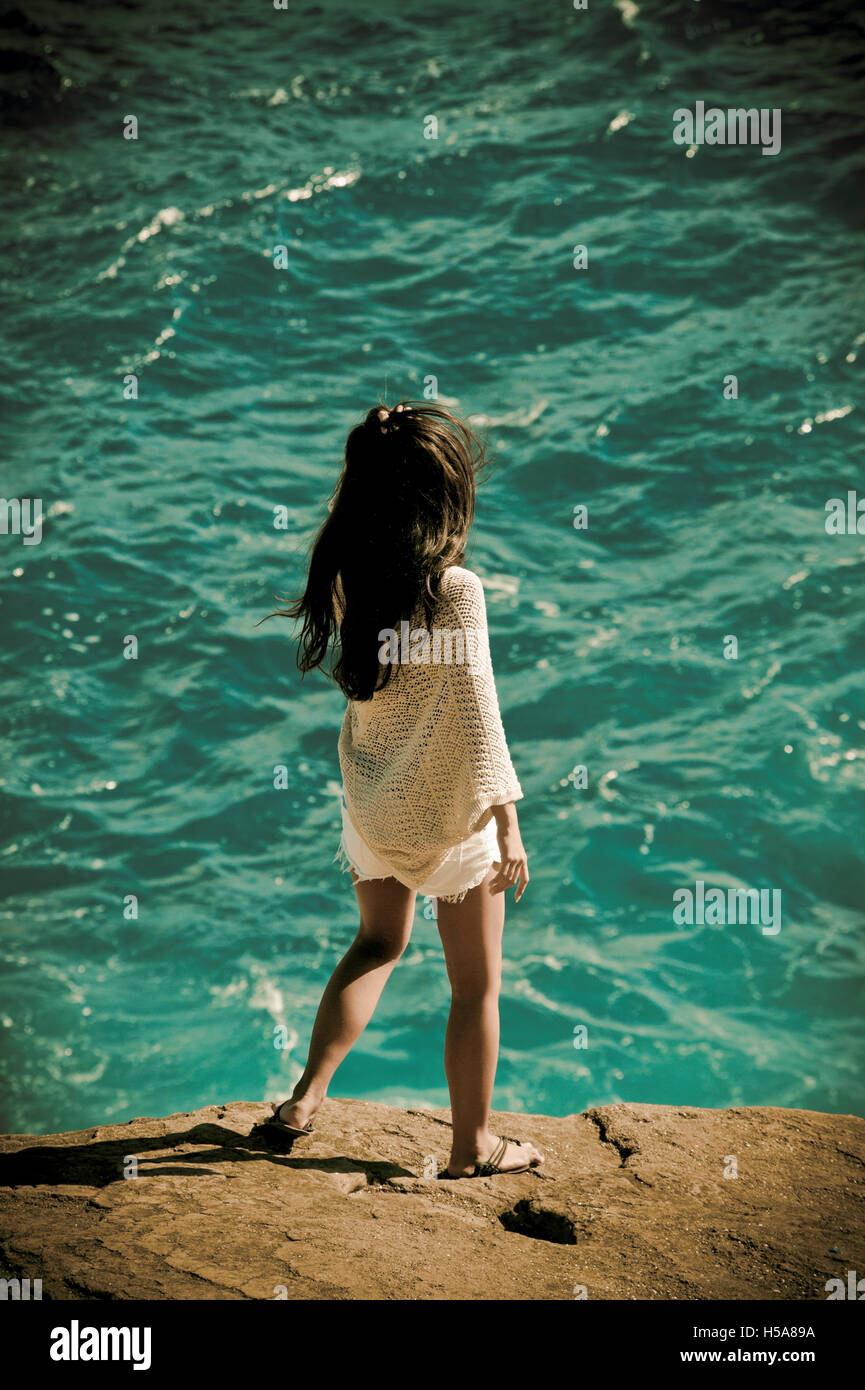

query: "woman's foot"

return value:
[442, 1133, 544, 1179]
[273, 1096, 319, 1132]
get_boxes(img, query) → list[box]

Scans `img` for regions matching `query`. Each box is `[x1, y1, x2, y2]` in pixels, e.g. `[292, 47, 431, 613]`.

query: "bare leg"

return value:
[436, 868, 543, 1176]
[276, 872, 416, 1129]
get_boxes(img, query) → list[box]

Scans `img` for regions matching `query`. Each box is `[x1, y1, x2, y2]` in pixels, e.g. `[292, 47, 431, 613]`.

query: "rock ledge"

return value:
[1, 1099, 862, 1300]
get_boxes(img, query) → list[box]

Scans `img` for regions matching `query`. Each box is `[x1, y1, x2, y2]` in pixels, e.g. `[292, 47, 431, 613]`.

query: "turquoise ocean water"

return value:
[1, 0, 864, 1134]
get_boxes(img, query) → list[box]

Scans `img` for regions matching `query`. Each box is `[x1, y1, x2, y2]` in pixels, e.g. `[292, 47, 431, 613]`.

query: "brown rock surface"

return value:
[1, 1099, 863, 1300]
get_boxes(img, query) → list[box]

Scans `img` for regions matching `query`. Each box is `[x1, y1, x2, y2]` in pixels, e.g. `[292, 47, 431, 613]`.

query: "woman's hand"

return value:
[489, 803, 529, 902]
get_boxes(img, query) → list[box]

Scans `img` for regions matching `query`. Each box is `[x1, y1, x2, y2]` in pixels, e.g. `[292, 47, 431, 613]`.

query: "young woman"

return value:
[257, 402, 542, 1179]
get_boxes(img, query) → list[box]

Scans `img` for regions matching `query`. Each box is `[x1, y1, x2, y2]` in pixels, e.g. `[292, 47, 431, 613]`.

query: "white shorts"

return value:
[337, 793, 499, 904]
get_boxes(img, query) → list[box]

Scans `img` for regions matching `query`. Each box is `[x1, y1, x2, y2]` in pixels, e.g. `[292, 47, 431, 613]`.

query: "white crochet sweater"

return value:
[338, 566, 523, 888]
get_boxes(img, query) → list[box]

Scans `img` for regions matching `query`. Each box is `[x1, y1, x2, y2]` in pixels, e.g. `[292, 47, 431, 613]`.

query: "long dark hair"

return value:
[266, 401, 488, 701]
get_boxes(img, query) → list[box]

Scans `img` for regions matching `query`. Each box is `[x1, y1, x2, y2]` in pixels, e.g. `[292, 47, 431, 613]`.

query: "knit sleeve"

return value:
[436, 568, 523, 834]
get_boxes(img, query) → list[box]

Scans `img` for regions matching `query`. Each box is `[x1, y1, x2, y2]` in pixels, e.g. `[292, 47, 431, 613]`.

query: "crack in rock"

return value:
[586, 1109, 641, 1165]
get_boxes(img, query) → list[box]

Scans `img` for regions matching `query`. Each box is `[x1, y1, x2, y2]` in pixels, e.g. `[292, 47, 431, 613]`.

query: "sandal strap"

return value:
[476, 1135, 509, 1174]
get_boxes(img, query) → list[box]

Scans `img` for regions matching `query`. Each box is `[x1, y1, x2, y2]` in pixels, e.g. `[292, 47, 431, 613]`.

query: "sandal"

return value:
[253, 1100, 315, 1144]
[436, 1133, 540, 1180]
